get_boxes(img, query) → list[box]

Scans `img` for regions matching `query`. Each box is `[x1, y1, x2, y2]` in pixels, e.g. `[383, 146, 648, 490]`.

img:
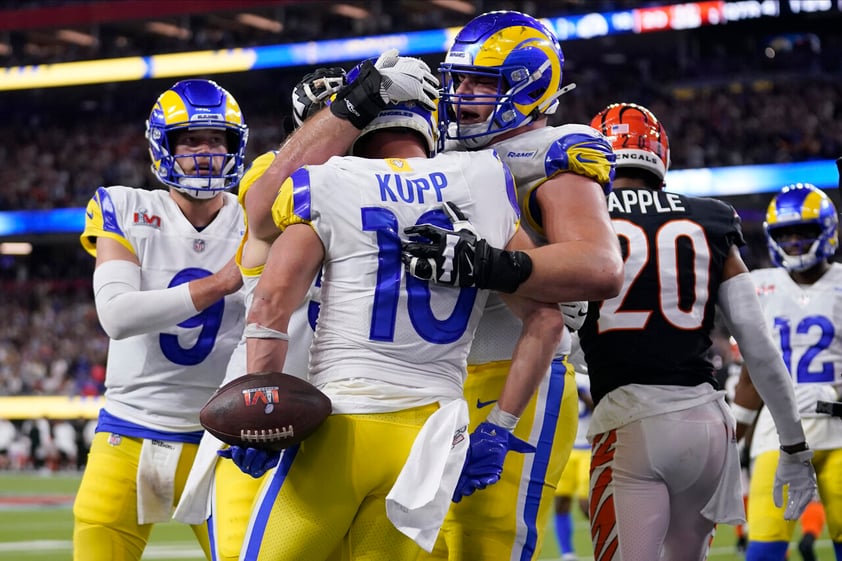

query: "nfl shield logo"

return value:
[193, 239, 206, 253]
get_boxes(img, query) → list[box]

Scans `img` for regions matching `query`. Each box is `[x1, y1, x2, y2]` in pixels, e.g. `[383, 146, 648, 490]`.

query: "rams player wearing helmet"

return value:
[234, 94, 564, 561]
[403, 11, 623, 561]
[73, 79, 248, 561]
[732, 183, 842, 561]
[574, 103, 814, 561]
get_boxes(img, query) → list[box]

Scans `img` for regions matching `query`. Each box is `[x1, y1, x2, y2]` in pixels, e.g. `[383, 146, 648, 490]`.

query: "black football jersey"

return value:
[579, 187, 745, 406]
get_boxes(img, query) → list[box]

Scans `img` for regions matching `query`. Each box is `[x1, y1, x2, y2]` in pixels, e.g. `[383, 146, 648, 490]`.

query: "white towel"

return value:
[700, 398, 746, 525]
[386, 399, 469, 552]
[136, 439, 183, 524]
[172, 431, 225, 524]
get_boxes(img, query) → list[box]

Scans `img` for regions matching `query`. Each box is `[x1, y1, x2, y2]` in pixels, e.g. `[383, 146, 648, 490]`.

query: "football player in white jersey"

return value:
[231, 94, 566, 561]
[401, 11, 623, 560]
[732, 183, 842, 561]
[175, 56, 439, 561]
[74, 79, 249, 561]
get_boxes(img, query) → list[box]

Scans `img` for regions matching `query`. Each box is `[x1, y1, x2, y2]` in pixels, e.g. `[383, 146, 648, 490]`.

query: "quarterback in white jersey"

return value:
[733, 183, 842, 561]
[231, 99, 565, 561]
[73, 79, 248, 561]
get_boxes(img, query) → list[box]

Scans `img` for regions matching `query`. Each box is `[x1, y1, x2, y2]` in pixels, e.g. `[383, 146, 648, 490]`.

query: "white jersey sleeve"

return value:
[81, 186, 246, 432]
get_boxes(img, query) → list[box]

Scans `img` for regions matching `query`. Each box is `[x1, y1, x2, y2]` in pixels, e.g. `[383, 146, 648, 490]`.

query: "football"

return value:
[200, 371, 332, 451]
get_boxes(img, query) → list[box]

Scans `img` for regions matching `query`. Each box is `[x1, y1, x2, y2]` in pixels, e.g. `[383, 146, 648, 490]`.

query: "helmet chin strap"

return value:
[538, 82, 577, 114]
[778, 239, 821, 272]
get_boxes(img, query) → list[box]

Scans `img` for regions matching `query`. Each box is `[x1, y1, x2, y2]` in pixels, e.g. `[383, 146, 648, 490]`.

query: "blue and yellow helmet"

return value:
[439, 10, 564, 148]
[146, 79, 249, 198]
[764, 183, 838, 271]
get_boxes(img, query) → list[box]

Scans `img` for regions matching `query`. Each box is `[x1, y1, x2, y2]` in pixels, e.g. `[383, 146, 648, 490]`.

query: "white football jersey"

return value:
[81, 186, 246, 432]
[452, 125, 611, 364]
[748, 264, 842, 455]
[271, 151, 520, 403]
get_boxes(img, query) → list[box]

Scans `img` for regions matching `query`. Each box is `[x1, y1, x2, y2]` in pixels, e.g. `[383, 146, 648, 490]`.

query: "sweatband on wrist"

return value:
[474, 240, 534, 294]
[731, 403, 759, 425]
[329, 61, 386, 129]
[486, 404, 519, 431]
[244, 323, 290, 340]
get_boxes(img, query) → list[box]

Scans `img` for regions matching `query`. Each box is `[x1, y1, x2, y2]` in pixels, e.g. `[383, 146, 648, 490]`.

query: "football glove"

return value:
[560, 301, 588, 331]
[453, 421, 535, 503]
[218, 445, 280, 479]
[402, 201, 533, 293]
[292, 67, 347, 128]
[773, 447, 817, 520]
[331, 49, 439, 129]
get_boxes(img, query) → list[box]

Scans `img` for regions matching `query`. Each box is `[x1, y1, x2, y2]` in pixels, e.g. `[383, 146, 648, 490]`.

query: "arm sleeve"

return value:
[93, 259, 198, 340]
[716, 272, 806, 446]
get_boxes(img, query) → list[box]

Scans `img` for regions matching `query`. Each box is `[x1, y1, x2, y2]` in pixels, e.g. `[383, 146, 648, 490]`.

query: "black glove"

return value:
[292, 67, 347, 128]
[329, 60, 387, 129]
[402, 202, 533, 293]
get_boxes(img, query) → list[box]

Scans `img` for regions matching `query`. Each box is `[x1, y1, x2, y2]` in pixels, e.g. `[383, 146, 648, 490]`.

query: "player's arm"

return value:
[246, 223, 324, 373]
[733, 362, 763, 442]
[92, 236, 243, 340]
[452, 289, 564, 503]
[246, 51, 439, 242]
[716, 244, 816, 520]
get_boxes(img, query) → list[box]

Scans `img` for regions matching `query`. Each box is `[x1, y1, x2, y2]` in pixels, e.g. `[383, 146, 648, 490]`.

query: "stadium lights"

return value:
[0, 243, 32, 255]
[331, 4, 370, 20]
[236, 13, 283, 33]
[430, 0, 476, 15]
[145, 21, 192, 40]
[56, 29, 97, 47]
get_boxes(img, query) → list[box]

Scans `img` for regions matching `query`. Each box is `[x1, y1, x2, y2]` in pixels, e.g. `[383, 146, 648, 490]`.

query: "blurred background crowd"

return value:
[0, 0, 840, 471]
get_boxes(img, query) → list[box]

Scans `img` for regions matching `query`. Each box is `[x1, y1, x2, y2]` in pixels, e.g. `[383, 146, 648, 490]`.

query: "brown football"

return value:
[200, 371, 331, 451]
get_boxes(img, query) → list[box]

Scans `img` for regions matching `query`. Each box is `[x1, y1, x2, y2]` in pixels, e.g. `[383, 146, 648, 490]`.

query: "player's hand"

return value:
[373, 48, 439, 111]
[773, 448, 817, 519]
[560, 301, 588, 331]
[403, 201, 480, 288]
[452, 421, 536, 503]
[217, 445, 280, 479]
[292, 67, 347, 128]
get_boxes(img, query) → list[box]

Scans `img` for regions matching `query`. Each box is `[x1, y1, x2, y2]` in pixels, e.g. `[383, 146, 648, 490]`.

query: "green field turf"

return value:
[0, 472, 832, 560]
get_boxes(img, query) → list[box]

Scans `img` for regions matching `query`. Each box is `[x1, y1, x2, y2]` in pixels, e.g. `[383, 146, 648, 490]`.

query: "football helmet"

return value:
[590, 103, 670, 184]
[439, 10, 565, 148]
[347, 59, 439, 157]
[764, 183, 838, 272]
[146, 79, 249, 198]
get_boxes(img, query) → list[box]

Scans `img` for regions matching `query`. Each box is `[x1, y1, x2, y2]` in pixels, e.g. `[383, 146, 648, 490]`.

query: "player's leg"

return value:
[73, 433, 153, 561]
[167, 442, 212, 560]
[555, 449, 587, 560]
[797, 499, 824, 561]
[432, 358, 576, 561]
[814, 448, 842, 560]
[745, 450, 797, 561]
[659, 403, 732, 561]
[206, 455, 265, 561]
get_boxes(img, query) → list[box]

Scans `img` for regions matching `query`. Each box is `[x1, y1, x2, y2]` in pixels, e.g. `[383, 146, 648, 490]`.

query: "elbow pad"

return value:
[93, 260, 197, 340]
[717, 273, 806, 445]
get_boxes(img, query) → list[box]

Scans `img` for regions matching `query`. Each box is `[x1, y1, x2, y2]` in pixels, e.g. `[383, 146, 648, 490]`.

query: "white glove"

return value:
[773, 448, 817, 520]
[373, 48, 439, 111]
[560, 301, 588, 331]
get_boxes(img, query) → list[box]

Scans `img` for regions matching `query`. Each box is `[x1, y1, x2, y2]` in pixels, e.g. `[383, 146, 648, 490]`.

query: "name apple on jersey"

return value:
[607, 189, 687, 215]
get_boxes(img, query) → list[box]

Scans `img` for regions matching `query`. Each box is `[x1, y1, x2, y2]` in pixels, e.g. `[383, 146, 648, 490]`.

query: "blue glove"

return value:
[453, 421, 536, 503]
[217, 445, 280, 479]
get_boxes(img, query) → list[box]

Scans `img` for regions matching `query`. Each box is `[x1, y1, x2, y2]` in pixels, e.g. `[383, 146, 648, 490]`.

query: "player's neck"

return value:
[361, 134, 427, 159]
[790, 261, 829, 285]
[169, 189, 225, 229]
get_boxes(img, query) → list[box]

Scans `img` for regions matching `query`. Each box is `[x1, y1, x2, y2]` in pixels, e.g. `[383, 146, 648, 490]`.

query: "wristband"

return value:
[474, 241, 534, 294]
[731, 403, 760, 425]
[244, 323, 290, 340]
[780, 441, 810, 455]
[485, 404, 519, 431]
